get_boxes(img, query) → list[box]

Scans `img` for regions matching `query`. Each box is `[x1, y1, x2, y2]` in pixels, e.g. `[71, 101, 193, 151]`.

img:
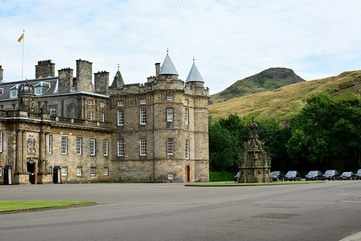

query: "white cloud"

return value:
[1, 0, 361, 93]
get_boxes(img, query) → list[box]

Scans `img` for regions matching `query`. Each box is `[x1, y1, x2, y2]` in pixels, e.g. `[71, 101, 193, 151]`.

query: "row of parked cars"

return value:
[271, 169, 361, 181]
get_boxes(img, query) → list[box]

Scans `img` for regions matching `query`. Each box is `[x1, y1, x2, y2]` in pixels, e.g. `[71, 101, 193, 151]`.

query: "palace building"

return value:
[0, 53, 209, 184]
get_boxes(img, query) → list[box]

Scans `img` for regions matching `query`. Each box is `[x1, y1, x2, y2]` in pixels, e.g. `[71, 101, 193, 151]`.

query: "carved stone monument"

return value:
[239, 122, 271, 183]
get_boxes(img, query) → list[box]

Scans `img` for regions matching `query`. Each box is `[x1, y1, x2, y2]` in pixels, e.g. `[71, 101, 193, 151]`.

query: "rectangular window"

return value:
[139, 106, 147, 126]
[101, 112, 105, 122]
[87, 111, 94, 121]
[47, 134, 53, 154]
[90, 167, 96, 177]
[117, 110, 124, 126]
[90, 138, 96, 156]
[103, 140, 109, 157]
[0, 131, 3, 153]
[9, 89, 18, 99]
[166, 108, 174, 123]
[0, 166, 3, 177]
[117, 100, 124, 107]
[76, 167, 82, 177]
[103, 167, 109, 176]
[76, 137, 82, 155]
[167, 138, 174, 157]
[167, 95, 174, 101]
[49, 108, 57, 117]
[117, 139, 125, 157]
[61, 167, 68, 177]
[60, 136, 68, 155]
[184, 107, 189, 127]
[185, 139, 190, 159]
[139, 138, 147, 156]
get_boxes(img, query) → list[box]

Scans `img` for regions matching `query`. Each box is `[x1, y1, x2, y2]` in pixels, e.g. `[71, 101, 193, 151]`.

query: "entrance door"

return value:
[27, 160, 36, 184]
[185, 165, 191, 182]
[3, 165, 12, 185]
[53, 166, 61, 184]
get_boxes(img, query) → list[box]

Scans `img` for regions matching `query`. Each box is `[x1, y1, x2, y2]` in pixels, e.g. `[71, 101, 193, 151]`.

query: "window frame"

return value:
[117, 110, 124, 127]
[139, 138, 147, 157]
[139, 106, 147, 126]
[47, 134, 53, 154]
[76, 167, 82, 177]
[76, 137, 82, 155]
[185, 139, 190, 160]
[117, 139, 125, 157]
[90, 167, 96, 177]
[61, 167, 68, 177]
[89, 138, 96, 157]
[0, 131, 3, 153]
[103, 139, 109, 157]
[166, 138, 175, 157]
[60, 136, 68, 155]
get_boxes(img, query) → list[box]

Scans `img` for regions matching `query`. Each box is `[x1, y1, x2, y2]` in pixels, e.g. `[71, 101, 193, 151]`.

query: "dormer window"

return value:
[0, 88, 4, 95]
[34, 81, 50, 96]
[9, 85, 18, 99]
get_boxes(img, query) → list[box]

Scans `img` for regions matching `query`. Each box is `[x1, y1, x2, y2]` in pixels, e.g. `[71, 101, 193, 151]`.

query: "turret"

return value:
[159, 51, 178, 79]
[110, 66, 124, 89]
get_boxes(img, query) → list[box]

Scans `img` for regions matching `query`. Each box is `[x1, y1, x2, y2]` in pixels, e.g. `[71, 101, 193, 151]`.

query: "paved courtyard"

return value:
[0, 181, 361, 241]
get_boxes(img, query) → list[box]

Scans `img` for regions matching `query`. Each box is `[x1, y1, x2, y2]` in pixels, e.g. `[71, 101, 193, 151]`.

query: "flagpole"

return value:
[21, 30, 25, 81]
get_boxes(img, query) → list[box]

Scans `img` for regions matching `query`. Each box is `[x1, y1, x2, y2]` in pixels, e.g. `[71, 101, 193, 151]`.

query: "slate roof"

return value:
[110, 70, 124, 89]
[186, 62, 203, 82]
[160, 53, 178, 75]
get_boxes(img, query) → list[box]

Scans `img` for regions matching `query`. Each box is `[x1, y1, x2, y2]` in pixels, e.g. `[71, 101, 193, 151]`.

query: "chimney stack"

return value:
[0, 65, 3, 82]
[94, 71, 109, 95]
[35, 60, 55, 79]
[58, 68, 74, 93]
[155, 63, 160, 77]
[76, 59, 93, 92]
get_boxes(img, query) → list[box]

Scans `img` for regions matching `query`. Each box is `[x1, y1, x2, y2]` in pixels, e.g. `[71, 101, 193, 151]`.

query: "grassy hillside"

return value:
[211, 67, 304, 103]
[209, 70, 361, 120]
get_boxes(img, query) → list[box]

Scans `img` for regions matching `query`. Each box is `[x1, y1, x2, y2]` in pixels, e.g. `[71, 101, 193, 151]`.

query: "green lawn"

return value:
[0, 200, 95, 214]
[209, 171, 234, 182]
[186, 180, 324, 187]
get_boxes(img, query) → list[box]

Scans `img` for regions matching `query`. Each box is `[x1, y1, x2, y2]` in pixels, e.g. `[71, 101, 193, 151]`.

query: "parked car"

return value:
[284, 170, 301, 181]
[305, 170, 323, 180]
[339, 171, 355, 180]
[356, 169, 361, 180]
[322, 170, 339, 180]
[271, 171, 283, 181]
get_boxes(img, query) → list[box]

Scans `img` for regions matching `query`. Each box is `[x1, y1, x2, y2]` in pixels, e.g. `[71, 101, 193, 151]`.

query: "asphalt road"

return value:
[1, 181, 361, 241]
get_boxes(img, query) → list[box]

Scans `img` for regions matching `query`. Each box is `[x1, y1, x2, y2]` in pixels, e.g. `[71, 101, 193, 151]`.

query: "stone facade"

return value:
[0, 53, 209, 184]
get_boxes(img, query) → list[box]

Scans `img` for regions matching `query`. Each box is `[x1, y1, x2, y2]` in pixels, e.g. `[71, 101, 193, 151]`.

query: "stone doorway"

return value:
[27, 160, 36, 184]
[3, 165, 12, 185]
[185, 165, 191, 182]
[53, 166, 61, 184]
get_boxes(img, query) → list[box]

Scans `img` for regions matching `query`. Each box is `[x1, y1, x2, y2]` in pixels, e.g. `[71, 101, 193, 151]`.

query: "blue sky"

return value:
[1, 0, 361, 93]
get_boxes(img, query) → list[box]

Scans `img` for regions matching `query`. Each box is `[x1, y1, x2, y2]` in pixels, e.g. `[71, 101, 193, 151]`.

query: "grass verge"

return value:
[209, 171, 234, 182]
[185, 180, 324, 187]
[0, 200, 95, 214]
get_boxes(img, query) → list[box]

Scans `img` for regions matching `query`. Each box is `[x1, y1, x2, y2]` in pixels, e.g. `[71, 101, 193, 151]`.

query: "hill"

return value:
[211, 67, 305, 103]
[209, 70, 361, 120]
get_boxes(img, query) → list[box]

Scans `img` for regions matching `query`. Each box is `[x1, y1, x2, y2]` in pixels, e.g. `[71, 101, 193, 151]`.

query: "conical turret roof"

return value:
[160, 53, 178, 75]
[110, 69, 124, 89]
[186, 61, 203, 82]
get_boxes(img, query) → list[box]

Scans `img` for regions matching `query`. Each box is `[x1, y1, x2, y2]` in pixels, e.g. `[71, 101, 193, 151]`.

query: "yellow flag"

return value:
[17, 32, 24, 43]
